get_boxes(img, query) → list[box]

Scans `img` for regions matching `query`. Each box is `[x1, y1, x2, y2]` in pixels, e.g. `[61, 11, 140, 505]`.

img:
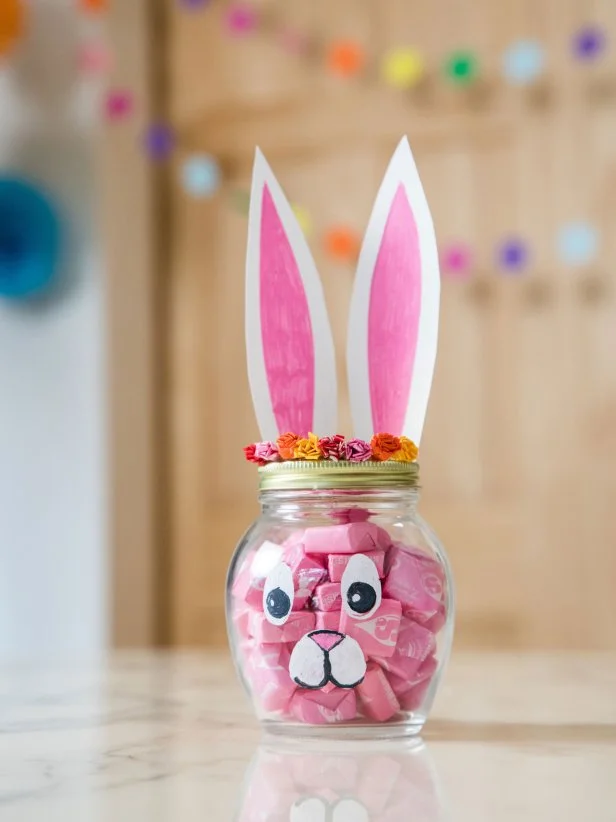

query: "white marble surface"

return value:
[1, 651, 616, 820]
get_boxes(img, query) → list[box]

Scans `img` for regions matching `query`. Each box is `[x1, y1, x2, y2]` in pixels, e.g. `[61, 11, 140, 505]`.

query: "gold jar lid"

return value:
[258, 460, 420, 491]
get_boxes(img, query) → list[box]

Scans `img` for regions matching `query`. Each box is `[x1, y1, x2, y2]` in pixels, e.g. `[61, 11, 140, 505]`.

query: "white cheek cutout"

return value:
[263, 562, 294, 626]
[341, 554, 382, 620]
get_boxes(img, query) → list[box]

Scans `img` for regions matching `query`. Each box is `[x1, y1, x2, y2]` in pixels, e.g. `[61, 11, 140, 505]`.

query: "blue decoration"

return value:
[0, 177, 61, 300]
[497, 238, 529, 273]
[181, 154, 222, 198]
[557, 222, 598, 266]
[503, 40, 545, 85]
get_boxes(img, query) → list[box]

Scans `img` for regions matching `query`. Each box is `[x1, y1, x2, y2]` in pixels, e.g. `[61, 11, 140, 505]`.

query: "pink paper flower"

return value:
[319, 434, 345, 461]
[254, 441, 280, 462]
[344, 438, 372, 462]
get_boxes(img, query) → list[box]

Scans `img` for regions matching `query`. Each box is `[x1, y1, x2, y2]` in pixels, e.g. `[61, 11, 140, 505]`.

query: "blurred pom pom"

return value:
[225, 3, 258, 36]
[572, 25, 606, 61]
[143, 123, 175, 161]
[557, 222, 598, 266]
[444, 50, 479, 85]
[292, 204, 312, 237]
[441, 242, 473, 278]
[181, 154, 221, 198]
[324, 226, 360, 262]
[0, 0, 26, 58]
[79, 0, 108, 13]
[178, 0, 212, 9]
[78, 42, 113, 75]
[0, 178, 61, 300]
[105, 89, 134, 121]
[327, 41, 366, 77]
[497, 237, 529, 273]
[502, 40, 545, 85]
[381, 48, 425, 89]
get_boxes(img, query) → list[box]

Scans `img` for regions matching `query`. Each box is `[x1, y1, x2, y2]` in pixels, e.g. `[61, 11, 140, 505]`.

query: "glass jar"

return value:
[226, 461, 454, 738]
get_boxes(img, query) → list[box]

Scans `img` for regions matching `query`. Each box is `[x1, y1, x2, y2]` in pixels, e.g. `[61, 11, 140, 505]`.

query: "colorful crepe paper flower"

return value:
[319, 434, 346, 461]
[244, 443, 264, 465]
[254, 441, 280, 462]
[294, 433, 323, 460]
[344, 439, 372, 462]
[371, 433, 401, 461]
[393, 436, 418, 462]
[276, 432, 299, 460]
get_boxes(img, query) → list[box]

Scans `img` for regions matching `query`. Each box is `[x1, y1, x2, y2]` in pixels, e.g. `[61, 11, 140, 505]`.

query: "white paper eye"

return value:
[263, 562, 294, 625]
[291, 797, 328, 822]
[341, 554, 381, 620]
[332, 798, 369, 822]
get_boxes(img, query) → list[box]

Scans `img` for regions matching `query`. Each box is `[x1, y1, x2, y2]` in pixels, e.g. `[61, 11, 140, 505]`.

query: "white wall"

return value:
[0, 1, 107, 659]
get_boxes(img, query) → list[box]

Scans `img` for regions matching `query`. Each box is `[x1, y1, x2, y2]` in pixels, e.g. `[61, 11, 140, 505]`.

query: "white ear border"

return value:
[246, 149, 338, 441]
[347, 137, 440, 444]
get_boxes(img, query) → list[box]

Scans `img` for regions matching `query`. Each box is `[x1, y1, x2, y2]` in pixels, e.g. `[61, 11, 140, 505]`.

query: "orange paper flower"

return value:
[371, 433, 401, 461]
[294, 432, 323, 460]
[276, 432, 299, 460]
[393, 436, 419, 462]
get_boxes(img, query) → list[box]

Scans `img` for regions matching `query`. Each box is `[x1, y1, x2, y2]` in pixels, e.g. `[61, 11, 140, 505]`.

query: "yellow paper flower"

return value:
[294, 432, 323, 460]
[393, 436, 418, 462]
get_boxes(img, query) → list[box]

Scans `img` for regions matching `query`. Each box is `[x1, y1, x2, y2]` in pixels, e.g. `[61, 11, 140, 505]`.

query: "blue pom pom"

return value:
[181, 155, 221, 198]
[503, 40, 545, 85]
[0, 177, 61, 300]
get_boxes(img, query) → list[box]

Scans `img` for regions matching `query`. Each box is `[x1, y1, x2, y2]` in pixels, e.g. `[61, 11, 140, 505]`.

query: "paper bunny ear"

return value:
[347, 137, 440, 444]
[246, 149, 337, 441]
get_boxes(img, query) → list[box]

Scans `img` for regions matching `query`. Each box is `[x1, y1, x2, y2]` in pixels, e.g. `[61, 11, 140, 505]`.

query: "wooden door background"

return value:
[156, 0, 616, 649]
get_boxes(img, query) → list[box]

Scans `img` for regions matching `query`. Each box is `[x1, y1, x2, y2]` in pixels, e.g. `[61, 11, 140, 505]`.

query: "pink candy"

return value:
[328, 550, 385, 582]
[316, 611, 341, 631]
[383, 543, 444, 622]
[249, 610, 315, 643]
[245, 645, 296, 713]
[284, 542, 327, 608]
[290, 687, 357, 724]
[340, 598, 402, 658]
[357, 662, 400, 721]
[302, 522, 390, 555]
[312, 582, 342, 611]
[232, 529, 447, 724]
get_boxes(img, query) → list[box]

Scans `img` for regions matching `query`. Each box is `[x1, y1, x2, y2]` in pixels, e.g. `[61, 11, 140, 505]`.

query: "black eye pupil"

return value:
[346, 581, 377, 614]
[266, 587, 291, 619]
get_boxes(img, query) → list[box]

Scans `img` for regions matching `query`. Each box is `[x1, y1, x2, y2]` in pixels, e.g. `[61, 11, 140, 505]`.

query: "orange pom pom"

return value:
[327, 40, 365, 77]
[0, 0, 26, 57]
[80, 0, 108, 13]
[324, 226, 360, 262]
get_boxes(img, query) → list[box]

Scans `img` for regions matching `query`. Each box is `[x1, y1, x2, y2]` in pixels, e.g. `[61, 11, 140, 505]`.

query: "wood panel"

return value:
[162, 0, 616, 648]
[104, 0, 162, 646]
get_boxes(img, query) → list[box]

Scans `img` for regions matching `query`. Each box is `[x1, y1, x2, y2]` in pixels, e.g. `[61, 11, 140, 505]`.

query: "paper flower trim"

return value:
[244, 433, 419, 465]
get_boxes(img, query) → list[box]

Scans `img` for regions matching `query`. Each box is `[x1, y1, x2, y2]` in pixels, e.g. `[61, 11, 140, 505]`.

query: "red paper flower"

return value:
[319, 434, 346, 461]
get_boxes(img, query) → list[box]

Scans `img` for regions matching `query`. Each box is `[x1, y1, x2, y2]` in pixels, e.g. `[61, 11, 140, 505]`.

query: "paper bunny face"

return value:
[245, 137, 440, 448]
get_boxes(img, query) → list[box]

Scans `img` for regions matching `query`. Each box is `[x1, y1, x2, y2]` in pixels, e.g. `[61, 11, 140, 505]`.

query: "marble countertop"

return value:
[1, 651, 615, 821]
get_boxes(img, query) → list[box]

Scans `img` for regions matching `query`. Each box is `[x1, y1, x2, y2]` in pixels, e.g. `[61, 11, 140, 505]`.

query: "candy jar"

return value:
[228, 137, 453, 736]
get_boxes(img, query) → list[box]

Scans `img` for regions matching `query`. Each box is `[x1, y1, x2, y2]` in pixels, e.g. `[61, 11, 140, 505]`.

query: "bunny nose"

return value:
[310, 630, 344, 652]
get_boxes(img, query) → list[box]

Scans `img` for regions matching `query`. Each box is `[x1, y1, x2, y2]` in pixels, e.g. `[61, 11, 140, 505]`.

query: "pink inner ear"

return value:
[260, 185, 314, 437]
[368, 184, 421, 435]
